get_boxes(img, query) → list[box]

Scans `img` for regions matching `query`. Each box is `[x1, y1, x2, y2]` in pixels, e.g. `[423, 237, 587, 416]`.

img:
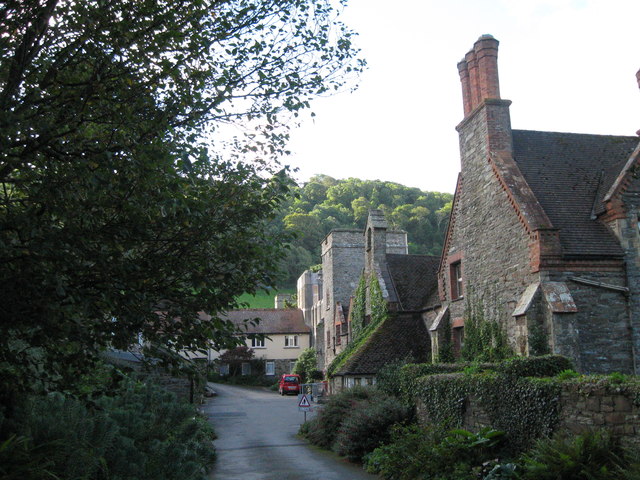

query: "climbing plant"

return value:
[436, 316, 454, 364]
[327, 273, 389, 377]
[415, 371, 562, 453]
[369, 274, 388, 326]
[461, 294, 512, 362]
[350, 275, 367, 339]
[528, 321, 551, 356]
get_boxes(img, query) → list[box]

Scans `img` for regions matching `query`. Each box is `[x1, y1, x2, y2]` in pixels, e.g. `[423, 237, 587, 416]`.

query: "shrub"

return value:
[300, 386, 379, 449]
[333, 395, 410, 461]
[364, 425, 506, 480]
[376, 361, 468, 405]
[556, 369, 581, 381]
[497, 355, 574, 378]
[364, 424, 444, 479]
[518, 429, 624, 480]
[1, 376, 216, 480]
[375, 358, 411, 400]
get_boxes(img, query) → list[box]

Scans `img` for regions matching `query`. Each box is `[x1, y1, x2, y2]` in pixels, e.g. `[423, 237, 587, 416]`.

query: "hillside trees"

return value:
[279, 176, 452, 285]
[0, 0, 364, 402]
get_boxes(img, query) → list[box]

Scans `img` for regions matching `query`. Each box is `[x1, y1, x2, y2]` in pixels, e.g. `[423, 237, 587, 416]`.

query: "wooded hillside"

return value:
[277, 175, 453, 286]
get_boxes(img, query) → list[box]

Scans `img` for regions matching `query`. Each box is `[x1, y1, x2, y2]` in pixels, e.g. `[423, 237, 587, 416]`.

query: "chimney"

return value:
[458, 34, 501, 116]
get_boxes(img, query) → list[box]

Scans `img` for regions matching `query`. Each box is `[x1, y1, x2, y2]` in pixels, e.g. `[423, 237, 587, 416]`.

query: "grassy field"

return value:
[236, 287, 296, 309]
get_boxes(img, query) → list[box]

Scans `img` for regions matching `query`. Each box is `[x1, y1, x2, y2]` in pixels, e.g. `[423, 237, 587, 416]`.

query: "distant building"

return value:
[298, 211, 438, 390]
[204, 308, 310, 378]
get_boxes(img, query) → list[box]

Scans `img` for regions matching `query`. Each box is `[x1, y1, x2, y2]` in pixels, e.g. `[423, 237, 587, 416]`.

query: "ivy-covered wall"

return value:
[413, 362, 640, 452]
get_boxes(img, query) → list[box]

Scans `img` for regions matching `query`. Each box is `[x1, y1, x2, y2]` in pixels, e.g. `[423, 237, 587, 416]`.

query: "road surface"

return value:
[203, 382, 378, 480]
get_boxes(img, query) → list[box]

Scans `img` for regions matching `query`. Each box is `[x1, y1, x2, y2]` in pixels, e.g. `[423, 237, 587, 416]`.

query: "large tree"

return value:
[0, 0, 364, 399]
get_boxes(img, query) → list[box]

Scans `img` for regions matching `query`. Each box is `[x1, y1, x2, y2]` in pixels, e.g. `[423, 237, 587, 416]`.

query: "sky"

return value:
[285, 0, 640, 194]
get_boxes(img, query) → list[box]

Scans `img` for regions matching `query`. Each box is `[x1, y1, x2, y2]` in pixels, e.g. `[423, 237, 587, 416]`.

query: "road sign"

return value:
[297, 394, 312, 412]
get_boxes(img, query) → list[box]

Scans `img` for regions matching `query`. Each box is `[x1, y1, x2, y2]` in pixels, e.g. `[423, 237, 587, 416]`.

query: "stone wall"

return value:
[447, 101, 539, 345]
[440, 381, 640, 449]
[321, 229, 364, 370]
[611, 187, 640, 374]
[555, 272, 633, 374]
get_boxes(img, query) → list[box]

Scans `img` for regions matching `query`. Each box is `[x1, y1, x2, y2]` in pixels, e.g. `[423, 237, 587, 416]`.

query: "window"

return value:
[265, 361, 275, 376]
[219, 363, 229, 375]
[289, 361, 296, 372]
[451, 261, 463, 300]
[241, 362, 251, 376]
[251, 337, 265, 348]
[284, 335, 298, 348]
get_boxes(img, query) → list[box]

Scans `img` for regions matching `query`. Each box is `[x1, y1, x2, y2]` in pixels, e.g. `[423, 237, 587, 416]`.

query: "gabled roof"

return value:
[512, 130, 638, 258]
[335, 315, 431, 376]
[386, 254, 440, 311]
[219, 309, 309, 335]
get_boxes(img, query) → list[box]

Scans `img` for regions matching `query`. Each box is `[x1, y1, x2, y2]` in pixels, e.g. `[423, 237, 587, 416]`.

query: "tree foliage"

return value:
[292, 347, 320, 383]
[0, 0, 364, 401]
[278, 175, 452, 285]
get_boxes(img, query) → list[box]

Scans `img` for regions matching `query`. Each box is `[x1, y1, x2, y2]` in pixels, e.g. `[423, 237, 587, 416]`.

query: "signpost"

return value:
[297, 383, 327, 424]
[298, 393, 312, 422]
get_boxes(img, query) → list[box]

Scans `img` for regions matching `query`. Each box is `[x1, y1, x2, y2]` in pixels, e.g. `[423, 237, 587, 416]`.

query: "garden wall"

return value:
[416, 375, 640, 449]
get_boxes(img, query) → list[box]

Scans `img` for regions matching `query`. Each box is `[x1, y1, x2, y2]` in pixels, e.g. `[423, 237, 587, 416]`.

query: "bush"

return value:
[333, 395, 410, 461]
[364, 425, 506, 480]
[0, 376, 216, 480]
[497, 355, 574, 378]
[300, 386, 379, 449]
[517, 429, 625, 480]
[376, 361, 469, 405]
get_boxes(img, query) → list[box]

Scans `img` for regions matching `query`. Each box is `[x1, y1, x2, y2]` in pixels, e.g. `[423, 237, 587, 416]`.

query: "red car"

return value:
[278, 374, 301, 395]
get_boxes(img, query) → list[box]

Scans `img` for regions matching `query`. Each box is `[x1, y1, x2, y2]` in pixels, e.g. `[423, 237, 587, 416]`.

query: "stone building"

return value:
[328, 211, 438, 390]
[432, 35, 640, 374]
[298, 211, 438, 384]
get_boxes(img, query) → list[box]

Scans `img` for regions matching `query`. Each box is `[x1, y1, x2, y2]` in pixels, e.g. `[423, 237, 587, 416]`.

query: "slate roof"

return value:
[219, 309, 309, 334]
[385, 254, 440, 311]
[335, 315, 431, 375]
[511, 130, 638, 258]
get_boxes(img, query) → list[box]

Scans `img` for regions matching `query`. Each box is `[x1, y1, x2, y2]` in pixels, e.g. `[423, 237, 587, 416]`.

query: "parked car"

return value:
[278, 374, 301, 395]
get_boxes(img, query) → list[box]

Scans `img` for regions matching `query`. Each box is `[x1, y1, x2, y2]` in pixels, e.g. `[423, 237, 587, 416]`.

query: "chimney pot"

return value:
[465, 49, 480, 109]
[457, 60, 472, 115]
[458, 35, 501, 119]
[474, 34, 501, 101]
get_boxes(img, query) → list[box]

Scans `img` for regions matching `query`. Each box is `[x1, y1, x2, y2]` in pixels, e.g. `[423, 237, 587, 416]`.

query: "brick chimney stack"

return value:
[457, 34, 500, 116]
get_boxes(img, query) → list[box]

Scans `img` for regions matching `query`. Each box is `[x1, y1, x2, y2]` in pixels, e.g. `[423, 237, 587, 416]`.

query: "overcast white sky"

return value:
[285, 0, 640, 193]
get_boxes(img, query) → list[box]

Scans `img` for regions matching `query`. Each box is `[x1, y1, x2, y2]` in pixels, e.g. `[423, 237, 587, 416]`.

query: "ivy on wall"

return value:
[327, 273, 388, 378]
[461, 294, 512, 362]
[412, 355, 576, 453]
[369, 272, 388, 326]
[350, 275, 367, 339]
[436, 316, 454, 363]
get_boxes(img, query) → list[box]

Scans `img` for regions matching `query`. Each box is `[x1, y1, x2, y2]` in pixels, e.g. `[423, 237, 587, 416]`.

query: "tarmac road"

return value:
[203, 382, 378, 480]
